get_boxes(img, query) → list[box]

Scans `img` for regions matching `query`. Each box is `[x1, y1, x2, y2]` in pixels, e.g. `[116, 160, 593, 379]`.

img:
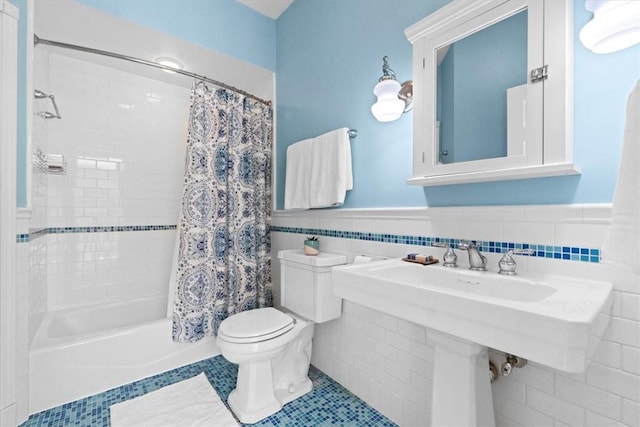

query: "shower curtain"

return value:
[172, 82, 272, 343]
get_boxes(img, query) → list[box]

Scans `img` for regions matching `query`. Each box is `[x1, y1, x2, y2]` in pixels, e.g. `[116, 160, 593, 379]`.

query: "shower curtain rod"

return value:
[34, 34, 272, 106]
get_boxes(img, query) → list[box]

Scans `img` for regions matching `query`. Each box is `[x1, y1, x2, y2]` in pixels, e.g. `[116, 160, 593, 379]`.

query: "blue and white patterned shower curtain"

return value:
[172, 82, 273, 343]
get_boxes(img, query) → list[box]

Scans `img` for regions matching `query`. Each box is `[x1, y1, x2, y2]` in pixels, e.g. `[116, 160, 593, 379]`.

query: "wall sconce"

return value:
[371, 56, 413, 122]
[579, 0, 640, 54]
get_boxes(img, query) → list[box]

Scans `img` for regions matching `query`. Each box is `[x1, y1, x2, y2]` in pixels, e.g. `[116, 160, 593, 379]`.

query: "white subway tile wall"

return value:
[271, 205, 639, 427]
[36, 52, 189, 309]
[46, 230, 176, 310]
[27, 237, 46, 340]
[45, 53, 188, 228]
[29, 48, 51, 336]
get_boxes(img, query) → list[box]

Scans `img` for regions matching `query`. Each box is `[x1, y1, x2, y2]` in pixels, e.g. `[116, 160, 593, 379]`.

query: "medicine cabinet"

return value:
[405, 0, 579, 186]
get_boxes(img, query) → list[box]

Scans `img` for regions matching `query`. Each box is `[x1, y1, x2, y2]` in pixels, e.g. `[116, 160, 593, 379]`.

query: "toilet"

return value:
[216, 249, 346, 424]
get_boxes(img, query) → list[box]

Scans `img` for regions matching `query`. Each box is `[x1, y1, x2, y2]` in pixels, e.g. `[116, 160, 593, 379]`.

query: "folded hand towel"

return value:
[308, 127, 353, 208]
[284, 138, 312, 210]
[602, 80, 640, 276]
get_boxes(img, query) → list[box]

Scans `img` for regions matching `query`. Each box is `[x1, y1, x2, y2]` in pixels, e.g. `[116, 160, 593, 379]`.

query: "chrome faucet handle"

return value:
[458, 240, 479, 249]
[431, 242, 457, 267]
[458, 240, 487, 271]
[498, 249, 534, 275]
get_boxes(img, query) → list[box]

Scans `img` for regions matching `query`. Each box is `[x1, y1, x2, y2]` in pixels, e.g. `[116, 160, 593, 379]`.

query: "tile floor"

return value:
[21, 355, 397, 426]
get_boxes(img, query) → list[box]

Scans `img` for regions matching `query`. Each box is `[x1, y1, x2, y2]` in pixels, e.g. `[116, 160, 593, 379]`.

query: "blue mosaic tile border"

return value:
[16, 225, 177, 243]
[270, 225, 601, 263]
[17, 223, 601, 262]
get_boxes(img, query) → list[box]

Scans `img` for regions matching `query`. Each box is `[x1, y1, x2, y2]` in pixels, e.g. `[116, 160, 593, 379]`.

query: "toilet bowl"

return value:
[217, 307, 314, 423]
[216, 250, 346, 424]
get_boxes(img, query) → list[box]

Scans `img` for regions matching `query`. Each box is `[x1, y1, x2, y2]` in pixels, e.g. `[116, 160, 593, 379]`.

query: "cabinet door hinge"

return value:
[530, 65, 548, 83]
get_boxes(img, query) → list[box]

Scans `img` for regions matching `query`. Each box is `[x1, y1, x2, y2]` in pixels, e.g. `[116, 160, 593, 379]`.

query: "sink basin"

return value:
[371, 262, 556, 302]
[332, 258, 613, 373]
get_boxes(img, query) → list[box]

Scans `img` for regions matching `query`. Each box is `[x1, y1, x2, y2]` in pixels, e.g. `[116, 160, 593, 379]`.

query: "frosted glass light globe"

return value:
[371, 79, 404, 122]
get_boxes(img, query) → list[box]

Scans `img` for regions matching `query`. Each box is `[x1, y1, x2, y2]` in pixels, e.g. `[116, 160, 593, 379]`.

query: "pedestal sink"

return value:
[331, 259, 613, 426]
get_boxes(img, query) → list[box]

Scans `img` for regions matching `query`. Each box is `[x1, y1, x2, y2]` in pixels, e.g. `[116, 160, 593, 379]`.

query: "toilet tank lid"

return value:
[278, 249, 346, 267]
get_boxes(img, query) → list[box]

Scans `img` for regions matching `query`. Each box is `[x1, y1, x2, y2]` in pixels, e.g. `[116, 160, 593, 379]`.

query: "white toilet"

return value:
[216, 249, 346, 424]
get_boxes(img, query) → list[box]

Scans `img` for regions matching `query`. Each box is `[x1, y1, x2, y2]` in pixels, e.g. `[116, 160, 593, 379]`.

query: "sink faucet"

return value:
[458, 240, 487, 271]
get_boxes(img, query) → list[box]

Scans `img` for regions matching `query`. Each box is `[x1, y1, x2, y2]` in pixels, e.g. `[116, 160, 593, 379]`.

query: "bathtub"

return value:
[29, 295, 219, 414]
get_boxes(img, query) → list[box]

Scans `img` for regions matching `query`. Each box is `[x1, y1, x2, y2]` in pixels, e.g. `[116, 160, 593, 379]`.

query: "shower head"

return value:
[34, 89, 62, 119]
[34, 89, 49, 99]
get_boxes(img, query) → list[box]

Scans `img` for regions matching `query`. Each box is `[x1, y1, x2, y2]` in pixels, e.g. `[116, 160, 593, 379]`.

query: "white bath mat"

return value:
[109, 373, 239, 427]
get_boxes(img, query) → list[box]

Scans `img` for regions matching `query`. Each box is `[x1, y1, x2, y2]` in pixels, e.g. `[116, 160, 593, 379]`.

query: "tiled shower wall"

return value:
[10, 47, 55, 424]
[31, 50, 189, 311]
[29, 47, 50, 340]
[271, 205, 639, 427]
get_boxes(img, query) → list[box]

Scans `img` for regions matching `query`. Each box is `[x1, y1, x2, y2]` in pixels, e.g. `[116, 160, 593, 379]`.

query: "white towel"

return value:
[109, 373, 239, 427]
[601, 80, 640, 279]
[308, 127, 353, 208]
[284, 138, 313, 210]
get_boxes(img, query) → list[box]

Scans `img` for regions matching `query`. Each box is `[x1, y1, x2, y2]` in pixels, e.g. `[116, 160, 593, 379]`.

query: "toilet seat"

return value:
[218, 307, 295, 344]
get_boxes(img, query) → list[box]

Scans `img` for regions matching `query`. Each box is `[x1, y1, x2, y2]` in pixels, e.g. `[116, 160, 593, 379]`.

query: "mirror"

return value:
[436, 9, 528, 165]
[405, 0, 578, 186]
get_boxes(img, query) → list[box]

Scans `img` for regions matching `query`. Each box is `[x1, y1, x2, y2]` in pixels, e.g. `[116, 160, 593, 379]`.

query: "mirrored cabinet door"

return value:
[405, 0, 578, 186]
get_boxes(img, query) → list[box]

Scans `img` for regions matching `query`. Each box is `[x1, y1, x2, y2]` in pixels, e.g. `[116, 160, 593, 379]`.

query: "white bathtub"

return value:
[29, 295, 219, 414]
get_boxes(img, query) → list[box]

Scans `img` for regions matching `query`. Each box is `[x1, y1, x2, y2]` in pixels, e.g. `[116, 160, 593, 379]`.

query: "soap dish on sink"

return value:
[401, 257, 439, 266]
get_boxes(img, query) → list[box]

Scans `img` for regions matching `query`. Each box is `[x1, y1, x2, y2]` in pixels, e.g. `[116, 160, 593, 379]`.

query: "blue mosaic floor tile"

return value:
[21, 355, 396, 427]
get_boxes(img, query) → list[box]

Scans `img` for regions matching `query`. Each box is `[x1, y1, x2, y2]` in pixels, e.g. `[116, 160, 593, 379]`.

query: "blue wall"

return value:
[276, 0, 449, 209]
[77, 0, 276, 71]
[275, 0, 640, 208]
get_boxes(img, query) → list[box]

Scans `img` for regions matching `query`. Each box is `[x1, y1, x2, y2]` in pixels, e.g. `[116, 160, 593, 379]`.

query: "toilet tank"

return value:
[278, 249, 346, 323]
